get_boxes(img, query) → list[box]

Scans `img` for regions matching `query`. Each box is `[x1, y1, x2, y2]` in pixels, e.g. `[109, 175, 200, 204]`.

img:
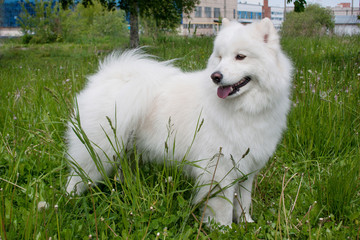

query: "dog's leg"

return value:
[234, 173, 255, 223]
[193, 157, 236, 227]
[201, 185, 235, 227]
[66, 173, 87, 195]
[66, 145, 117, 195]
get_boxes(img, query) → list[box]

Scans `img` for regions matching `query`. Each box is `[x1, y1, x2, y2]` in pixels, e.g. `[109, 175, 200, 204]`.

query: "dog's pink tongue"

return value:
[217, 86, 232, 99]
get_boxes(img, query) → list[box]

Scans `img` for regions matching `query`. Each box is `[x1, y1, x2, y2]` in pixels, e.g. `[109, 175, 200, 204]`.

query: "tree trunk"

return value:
[129, 1, 139, 48]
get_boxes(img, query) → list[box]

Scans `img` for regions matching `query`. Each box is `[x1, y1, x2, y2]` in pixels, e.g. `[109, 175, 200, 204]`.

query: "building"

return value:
[180, 0, 238, 36]
[334, 15, 360, 35]
[330, 3, 360, 35]
[237, 0, 284, 29]
[237, 2, 263, 24]
[1, 0, 37, 27]
[262, 0, 271, 18]
[332, 2, 360, 15]
[270, 6, 284, 29]
[1, 0, 39, 37]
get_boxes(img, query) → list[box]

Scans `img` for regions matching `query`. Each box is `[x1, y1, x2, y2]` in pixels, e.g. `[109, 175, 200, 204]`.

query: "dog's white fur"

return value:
[66, 18, 292, 226]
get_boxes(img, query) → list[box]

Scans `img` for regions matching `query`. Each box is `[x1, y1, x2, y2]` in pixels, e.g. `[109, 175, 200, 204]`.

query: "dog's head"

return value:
[207, 18, 292, 113]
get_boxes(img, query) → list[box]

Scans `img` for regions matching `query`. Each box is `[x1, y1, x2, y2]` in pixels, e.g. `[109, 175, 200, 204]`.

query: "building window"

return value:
[205, 7, 211, 18]
[238, 11, 263, 20]
[214, 8, 220, 18]
[233, 9, 236, 19]
[239, 11, 246, 19]
[195, 6, 202, 18]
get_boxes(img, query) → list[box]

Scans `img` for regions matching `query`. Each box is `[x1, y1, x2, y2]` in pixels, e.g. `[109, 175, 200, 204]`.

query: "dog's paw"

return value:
[246, 216, 254, 223]
[238, 213, 254, 223]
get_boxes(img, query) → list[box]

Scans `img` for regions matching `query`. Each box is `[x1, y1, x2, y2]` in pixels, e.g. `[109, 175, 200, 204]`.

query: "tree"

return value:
[119, 0, 199, 48]
[59, 0, 73, 10]
[0, 0, 4, 27]
[287, 0, 307, 12]
[282, 4, 334, 37]
[59, 0, 198, 47]
[59, 0, 116, 10]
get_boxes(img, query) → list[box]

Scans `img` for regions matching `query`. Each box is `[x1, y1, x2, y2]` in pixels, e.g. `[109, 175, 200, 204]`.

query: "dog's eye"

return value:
[236, 54, 246, 60]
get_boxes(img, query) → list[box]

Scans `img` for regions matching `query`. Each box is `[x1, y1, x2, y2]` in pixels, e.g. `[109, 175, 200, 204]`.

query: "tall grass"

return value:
[282, 36, 359, 220]
[0, 35, 359, 239]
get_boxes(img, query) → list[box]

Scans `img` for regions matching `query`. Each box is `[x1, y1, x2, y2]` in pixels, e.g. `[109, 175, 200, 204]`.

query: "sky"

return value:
[243, 0, 360, 7]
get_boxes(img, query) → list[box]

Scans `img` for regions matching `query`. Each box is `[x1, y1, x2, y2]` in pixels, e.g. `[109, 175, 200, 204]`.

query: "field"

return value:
[0, 35, 359, 239]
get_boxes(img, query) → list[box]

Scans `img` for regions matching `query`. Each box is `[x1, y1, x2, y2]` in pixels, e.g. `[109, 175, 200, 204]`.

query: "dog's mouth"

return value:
[217, 76, 251, 99]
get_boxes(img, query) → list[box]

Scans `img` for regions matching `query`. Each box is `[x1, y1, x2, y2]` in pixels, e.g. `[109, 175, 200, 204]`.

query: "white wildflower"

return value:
[165, 176, 173, 183]
[319, 91, 327, 98]
[37, 201, 49, 211]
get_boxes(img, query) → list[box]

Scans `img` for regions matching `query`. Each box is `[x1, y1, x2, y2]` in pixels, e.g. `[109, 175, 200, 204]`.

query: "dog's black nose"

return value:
[211, 71, 223, 84]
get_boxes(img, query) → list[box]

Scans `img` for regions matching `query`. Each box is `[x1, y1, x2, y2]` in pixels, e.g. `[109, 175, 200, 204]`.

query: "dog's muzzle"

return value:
[211, 71, 251, 99]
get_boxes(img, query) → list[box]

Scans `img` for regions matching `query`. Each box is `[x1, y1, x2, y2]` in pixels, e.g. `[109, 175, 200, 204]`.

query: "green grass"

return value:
[0, 35, 359, 239]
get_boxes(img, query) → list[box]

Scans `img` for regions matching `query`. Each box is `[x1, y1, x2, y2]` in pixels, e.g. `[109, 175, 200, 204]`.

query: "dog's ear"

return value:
[256, 18, 279, 45]
[222, 18, 231, 27]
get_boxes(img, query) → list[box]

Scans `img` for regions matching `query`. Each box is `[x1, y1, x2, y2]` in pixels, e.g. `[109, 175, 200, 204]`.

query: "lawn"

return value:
[0, 35, 359, 239]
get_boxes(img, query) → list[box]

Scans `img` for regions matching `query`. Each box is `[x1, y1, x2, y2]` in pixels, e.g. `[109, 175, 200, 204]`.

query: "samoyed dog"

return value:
[66, 18, 292, 226]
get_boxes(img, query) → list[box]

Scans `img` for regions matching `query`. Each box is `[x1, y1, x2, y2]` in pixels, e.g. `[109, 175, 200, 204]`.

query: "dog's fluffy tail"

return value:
[85, 48, 184, 131]
[90, 48, 180, 85]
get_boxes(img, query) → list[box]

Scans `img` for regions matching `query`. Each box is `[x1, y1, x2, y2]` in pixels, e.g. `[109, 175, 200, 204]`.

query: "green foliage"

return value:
[0, 35, 359, 239]
[17, 0, 128, 44]
[119, 0, 199, 47]
[60, 1, 128, 43]
[119, 0, 199, 30]
[143, 0, 199, 30]
[282, 4, 334, 37]
[59, 0, 73, 10]
[18, 0, 62, 43]
[288, 0, 307, 12]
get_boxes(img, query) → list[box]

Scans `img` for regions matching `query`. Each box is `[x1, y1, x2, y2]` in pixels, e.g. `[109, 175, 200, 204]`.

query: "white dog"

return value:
[66, 18, 292, 226]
